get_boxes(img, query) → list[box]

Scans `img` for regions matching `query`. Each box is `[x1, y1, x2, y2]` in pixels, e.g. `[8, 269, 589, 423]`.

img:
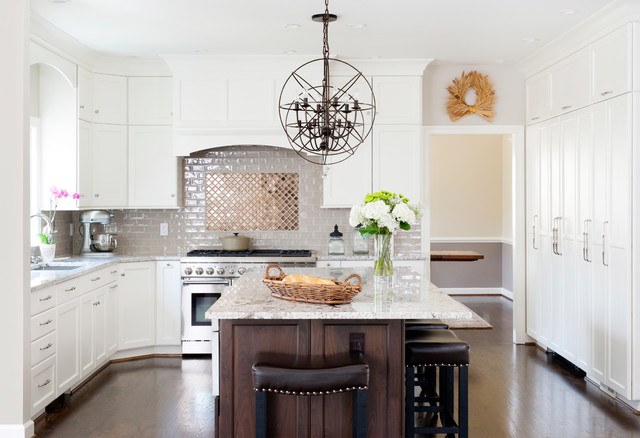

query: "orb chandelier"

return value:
[278, 0, 376, 165]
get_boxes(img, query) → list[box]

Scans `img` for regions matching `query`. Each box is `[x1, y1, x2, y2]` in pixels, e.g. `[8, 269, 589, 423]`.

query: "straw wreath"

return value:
[446, 70, 496, 122]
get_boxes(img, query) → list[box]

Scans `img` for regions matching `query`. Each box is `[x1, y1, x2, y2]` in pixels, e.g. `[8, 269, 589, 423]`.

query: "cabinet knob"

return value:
[171, 194, 175, 197]
[94, 109, 100, 114]
[561, 105, 572, 111]
[79, 105, 85, 109]
[600, 90, 613, 96]
[95, 193, 100, 197]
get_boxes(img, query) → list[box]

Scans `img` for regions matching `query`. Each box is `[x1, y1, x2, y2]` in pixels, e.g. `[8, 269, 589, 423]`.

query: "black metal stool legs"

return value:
[353, 389, 367, 438]
[255, 391, 267, 438]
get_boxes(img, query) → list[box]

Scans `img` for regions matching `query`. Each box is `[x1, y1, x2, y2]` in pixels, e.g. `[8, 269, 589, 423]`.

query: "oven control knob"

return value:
[238, 267, 246, 275]
[206, 267, 214, 275]
[227, 268, 235, 275]
[195, 267, 203, 275]
[184, 267, 193, 275]
[217, 267, 225, 275]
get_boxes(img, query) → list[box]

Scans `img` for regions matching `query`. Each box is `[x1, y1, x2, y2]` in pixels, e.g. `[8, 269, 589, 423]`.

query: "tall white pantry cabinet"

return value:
[525, 22, 640, 405]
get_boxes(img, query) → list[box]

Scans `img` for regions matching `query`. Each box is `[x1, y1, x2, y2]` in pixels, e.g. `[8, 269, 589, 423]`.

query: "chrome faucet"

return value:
[30, 213, 52, 239]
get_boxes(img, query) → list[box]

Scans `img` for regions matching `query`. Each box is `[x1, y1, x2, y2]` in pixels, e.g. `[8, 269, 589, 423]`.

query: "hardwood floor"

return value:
[37, 297, 640, 437]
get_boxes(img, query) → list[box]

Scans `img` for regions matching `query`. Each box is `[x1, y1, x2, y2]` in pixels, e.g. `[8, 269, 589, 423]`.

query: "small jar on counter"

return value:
[352, 225, 369, 255]
[328, 224, 345, 255]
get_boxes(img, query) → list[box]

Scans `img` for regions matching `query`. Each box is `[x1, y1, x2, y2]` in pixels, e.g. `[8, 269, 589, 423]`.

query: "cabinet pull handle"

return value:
[39, 343, 52, 351]
[600, 90, 613, 96]
[602, 221, 609, 266]
[38, 379, 51, 388]
[91, 277, 101, 282]
[95, 194, 100, 197]
[532, 215, 538, 250]
[583, 219, 591, 262]
[109, 284, 118, 289]
[79, 105, 85, 109]
[39, 319, 52, 326]
[110, 270, 118, 274]
[561, 105, 572, 111]
[39, 295, 52, 302]
[65, 286, 76, 292]
[531, 116, 540, 121]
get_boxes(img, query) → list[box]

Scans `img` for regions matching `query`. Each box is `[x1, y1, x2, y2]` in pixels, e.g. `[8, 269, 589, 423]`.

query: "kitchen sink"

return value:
[31, 264, 83, 271]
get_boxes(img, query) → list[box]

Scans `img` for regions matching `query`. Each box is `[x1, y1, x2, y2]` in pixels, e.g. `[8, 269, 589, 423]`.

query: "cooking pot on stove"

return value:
[220, 233, 250, 251]
[91, 233, 118, 252]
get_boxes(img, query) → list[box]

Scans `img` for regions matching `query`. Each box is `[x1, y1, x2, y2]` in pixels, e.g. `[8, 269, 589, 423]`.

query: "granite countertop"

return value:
[316, 254, 428, 261]
[30, 255, 180, 291]
[205, 267, 482, 324]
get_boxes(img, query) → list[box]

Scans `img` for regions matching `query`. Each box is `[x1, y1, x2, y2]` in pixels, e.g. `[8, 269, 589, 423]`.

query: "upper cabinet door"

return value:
[372, 125, 421, 202]
[550, 48, 589, 116]
[373, 76, 422, 124]
[590, 25, 632, 104]
[92, 73, 127, 125]
[128, 77, 173, 125]
[526, 71, 550, 124]
[77, 66, 92, 122]
[322, 138, 372, 208]
[90, 124, 128, 207]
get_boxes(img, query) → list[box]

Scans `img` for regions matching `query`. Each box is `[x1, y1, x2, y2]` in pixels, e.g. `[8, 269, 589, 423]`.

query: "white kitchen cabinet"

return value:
[80, 291, 95, 376]
[128, 77, 173, 125]
[77, 120, 93, 208]
[86, 123, 128, 207]
[93, 285, 108, 366]
[128, 126, 178, 207]
[106, 282, 118, 357]
[372, 125, 422, 202]
[56, 296, 82, 394]
[526, 70, 551, 124]
[118, 262, 156, 350]
[549, 48, 590, 116]
[525, 124, 541, 341]
[590, 24, 632, 104]
[156, 261, 182, 345]
[31, 355, 56, 416]
[77, 66, 92, 122]
[92, 73, 127, 125]
[322, 138, 372, 208]
[373, 76, 422, 124]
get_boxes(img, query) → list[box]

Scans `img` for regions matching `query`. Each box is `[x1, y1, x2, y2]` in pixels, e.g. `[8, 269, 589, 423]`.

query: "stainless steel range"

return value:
[180, 249, 316, 354]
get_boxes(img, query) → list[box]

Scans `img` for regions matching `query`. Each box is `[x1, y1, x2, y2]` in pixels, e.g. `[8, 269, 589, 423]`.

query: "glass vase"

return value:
[373, 234, 393, 278]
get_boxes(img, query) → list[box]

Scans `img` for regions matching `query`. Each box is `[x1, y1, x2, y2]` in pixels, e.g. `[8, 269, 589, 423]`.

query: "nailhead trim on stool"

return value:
[252, 352, 369, 438]
[405, 329, 469, 438]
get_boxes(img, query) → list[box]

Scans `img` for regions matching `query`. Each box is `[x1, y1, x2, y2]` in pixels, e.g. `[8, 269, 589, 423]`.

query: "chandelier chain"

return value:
[322, 0, 330, 59]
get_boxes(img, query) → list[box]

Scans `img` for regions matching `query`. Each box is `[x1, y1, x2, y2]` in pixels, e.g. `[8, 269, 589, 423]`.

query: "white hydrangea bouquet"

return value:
[349, 191, 422, 277]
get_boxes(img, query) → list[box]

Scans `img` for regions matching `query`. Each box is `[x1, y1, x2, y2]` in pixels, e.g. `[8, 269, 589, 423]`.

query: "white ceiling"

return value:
[31, 0, 616, 65]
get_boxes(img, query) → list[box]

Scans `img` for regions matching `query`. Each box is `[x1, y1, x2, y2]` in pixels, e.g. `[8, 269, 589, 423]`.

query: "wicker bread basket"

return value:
[262, 264, 362, 304]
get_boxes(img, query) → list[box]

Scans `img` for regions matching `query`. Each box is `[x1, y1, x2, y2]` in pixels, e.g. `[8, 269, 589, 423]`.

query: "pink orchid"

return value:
[50, 186, 59, 196]
[59, 189, 69, 198]
[72, 193, 81, 200]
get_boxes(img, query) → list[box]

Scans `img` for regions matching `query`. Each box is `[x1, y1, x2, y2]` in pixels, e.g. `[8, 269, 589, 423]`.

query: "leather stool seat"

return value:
[405, 329, 470, 366]
[252, 352, 369, 438]
[252, 352, 369, 394]
[405, 318, 450, 331]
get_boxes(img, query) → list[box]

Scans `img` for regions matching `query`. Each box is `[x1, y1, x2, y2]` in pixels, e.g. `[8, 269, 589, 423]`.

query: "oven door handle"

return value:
[182, 279, 232, 286]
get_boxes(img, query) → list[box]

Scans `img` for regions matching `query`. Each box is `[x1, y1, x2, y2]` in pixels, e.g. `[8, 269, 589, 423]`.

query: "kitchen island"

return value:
[206, 267, 484, 437]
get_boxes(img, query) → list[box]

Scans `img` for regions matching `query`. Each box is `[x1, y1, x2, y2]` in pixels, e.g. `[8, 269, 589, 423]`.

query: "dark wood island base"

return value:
[219, 319, 403, 437]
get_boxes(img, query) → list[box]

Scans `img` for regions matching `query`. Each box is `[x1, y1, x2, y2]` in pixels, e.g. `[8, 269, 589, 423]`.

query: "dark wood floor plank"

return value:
[38, 297, 640, 437]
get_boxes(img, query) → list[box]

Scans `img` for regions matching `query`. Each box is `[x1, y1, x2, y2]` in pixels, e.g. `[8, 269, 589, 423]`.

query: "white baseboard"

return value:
[443, 287, 513, 300]
[0, 421, 34, 438]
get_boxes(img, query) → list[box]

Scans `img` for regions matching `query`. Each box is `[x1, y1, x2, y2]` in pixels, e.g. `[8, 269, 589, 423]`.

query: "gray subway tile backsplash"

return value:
[62, 146, 421, 258]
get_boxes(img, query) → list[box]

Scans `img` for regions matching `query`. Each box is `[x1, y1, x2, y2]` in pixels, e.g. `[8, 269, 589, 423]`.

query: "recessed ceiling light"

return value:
[558, 8, 577, 15]
[49, 0, 70, 3]
[368, 55, 380, 59]
[281, 50, 297, 55]
[522, 37, 538, 43]
[193, 49, 209, 54]
[493, 59, 505, 64]
[284, 24, 300, 29]
[349, 24, 367, 29]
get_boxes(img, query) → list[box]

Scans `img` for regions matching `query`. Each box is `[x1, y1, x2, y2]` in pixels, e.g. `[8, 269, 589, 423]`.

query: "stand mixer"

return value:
[79, 210, 116, 254]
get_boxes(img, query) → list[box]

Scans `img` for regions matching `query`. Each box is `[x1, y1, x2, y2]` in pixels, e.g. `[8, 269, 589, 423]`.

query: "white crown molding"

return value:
[517, 0, 640, 77]
[162, 54, 432, 77]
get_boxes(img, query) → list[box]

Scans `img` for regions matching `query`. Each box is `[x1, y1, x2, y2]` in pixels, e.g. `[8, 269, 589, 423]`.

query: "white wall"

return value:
[0, 1, 31, 436]
[422, 63, 525, 126]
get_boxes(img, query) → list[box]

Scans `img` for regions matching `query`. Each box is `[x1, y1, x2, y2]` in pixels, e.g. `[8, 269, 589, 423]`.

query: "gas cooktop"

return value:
[186, 249, 312, 258]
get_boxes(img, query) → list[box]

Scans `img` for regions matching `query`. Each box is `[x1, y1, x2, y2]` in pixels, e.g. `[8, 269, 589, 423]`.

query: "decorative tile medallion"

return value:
[206, 173, 299, 231]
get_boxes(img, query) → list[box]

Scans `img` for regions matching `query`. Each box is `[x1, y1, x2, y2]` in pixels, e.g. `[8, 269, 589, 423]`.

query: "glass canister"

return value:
[328, 224, 345, 255]
[352, 225, 369, 255]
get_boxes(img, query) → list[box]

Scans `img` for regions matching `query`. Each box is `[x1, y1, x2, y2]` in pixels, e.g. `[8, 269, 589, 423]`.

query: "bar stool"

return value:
[405, 329, 470, 438]
[252, 352, 369, 438]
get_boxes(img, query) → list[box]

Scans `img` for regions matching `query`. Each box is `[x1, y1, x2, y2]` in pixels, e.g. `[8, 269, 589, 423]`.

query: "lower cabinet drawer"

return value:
[31, 308, 56, 341]
[31, 287, 56, 316]
[31, 331, 56, 367]
[31, 355, 56, 416]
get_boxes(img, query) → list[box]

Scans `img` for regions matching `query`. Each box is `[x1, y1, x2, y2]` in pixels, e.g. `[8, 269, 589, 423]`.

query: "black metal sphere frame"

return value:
[278, 57, 376, 165]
